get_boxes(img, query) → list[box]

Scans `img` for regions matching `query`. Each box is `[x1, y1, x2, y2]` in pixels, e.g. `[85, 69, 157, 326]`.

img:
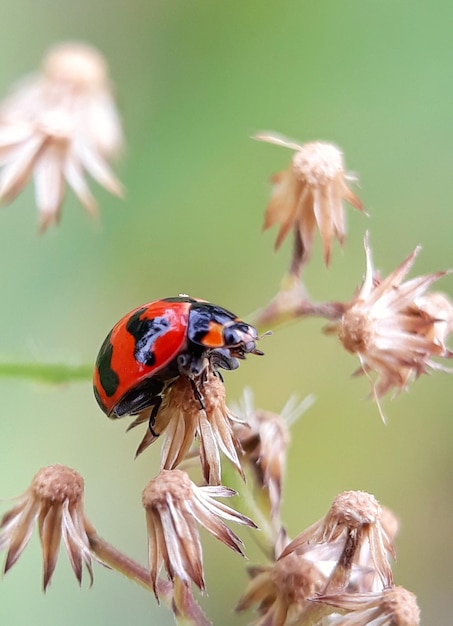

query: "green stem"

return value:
[0, 362, 92, 383]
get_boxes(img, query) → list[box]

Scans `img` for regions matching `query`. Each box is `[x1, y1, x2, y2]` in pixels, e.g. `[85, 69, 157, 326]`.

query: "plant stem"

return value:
[0, 362, 92, 383]
[88, 532, 153, 592]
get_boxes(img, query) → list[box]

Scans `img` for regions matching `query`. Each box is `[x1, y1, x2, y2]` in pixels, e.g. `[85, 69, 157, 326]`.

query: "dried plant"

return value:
[0, 42, 123, 231]
[3, 41, 450, 626]
[0, 465, 100, 589]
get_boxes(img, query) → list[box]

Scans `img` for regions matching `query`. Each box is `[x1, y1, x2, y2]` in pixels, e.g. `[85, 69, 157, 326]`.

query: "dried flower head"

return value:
[0, 464, 98, 589]
[279, 491, 394, 594]
[0, 41, 123, 231]
[237, 553, 327, 626]
[255, 131, 364, 267]
[316, 586, 420, 626]
[233, 389, 313, 521]
[141, 469, 257, 598]
[327, 234, 452, 419]
[130, 369, 244, 485]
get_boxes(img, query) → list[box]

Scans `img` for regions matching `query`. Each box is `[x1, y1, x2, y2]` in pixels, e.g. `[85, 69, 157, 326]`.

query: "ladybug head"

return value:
[187, 302, 264, 361]
[223, 322, 262, 358]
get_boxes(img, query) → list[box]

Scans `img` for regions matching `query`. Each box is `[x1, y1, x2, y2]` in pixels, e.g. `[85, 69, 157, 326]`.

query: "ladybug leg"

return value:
[148, 395, 162, 438]
[189, 378, 205, 411]
[177, 351, 207, 377]
[113, 378, 165, 418]
[210, 348, 239, 372]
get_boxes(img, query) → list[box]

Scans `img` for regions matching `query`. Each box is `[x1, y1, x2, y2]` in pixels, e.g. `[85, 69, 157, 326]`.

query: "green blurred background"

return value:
[0, 1, 452, 624]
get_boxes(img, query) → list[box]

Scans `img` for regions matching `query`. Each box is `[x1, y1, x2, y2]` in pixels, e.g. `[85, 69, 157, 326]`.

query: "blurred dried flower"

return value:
[234, 389, 313, 521]
[316, 586, 420, 626]
[141, 469, 257, 598]
[0, 41, 123, 231]
[327, 235, 452, 419]
[237, 553, 327, 626]
[130, 369, 244, 485]
[0, 464, 99, 589]
[255, 131, 364, 267]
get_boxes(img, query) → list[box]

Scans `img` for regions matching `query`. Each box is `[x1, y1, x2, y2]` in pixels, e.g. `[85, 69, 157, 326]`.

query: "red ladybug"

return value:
[93, 296, 262, 431]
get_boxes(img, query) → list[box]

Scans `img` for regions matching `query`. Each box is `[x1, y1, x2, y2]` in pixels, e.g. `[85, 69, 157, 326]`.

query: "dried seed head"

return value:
[339, 308, 376, 354]
[279, 491, 394, 595]
[134, 369, 244, 485]
[238, 552, 328, 626]
[42, 42, 108, 91]
[237, 553, 326, 626]
[237, 407, 289, 504]
[292, 142, 344, 186]
[254, 131, 364, 266]
[142, 469, 193, 510]
[31, 464, 84, 505]
[271, 552, 326, 605]
[0, 41, 123, 231]
[330, 234, 452, 420]
[233, 389, 311, 525]
[328, 491, 381, 529]
[0, 465, 99, 589]
[381, 587, 420, 626]
[315, 586, 420, 626]
[142, 470, 256, 598]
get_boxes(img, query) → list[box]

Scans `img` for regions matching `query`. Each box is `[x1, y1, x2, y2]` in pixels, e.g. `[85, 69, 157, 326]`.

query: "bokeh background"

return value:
[0, 1, 452, 624]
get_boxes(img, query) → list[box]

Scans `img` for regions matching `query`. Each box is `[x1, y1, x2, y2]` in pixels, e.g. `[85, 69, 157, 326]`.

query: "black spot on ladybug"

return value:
[126, 309, 170, 366]
[97, 332, 120, 397]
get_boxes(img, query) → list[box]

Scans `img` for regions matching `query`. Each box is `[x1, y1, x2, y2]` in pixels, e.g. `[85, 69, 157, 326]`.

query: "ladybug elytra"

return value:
[93, 296, 262, 430]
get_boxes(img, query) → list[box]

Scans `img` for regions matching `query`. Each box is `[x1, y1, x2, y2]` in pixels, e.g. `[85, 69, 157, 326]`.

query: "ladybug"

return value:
[93, 296, 262, 432]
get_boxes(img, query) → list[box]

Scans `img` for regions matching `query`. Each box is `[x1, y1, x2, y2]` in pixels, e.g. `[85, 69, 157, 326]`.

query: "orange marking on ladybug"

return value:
[202, 321, 225, 348]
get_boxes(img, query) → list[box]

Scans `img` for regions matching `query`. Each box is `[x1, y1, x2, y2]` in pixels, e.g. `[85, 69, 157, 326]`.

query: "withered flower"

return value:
[254, 131, 364, 267]
[328, 235, 452, 420]
[142, 469, 257, 598]
[279, 490, 394, 594]
[237, 491, 396, 626]
[237, 553, 327, 626]
[0, 41, 123, 231]
[0, 464, 99, 589]
[233, 389, 313, 521]
[315, 586, 420, 626]
[131, 369, 245, 485]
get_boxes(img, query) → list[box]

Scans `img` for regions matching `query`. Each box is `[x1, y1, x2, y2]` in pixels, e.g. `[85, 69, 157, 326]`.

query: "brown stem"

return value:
[88, 532, 212, 625]
[173, 577, 212, 626]
[289, 228, 307, 276]
[88, 531, 153, 592]
[253, 287, 346, 331]
[294, 300, 346, 321]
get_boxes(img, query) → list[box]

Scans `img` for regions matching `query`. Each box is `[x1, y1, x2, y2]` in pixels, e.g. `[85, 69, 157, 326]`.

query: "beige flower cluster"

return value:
[0, 42, 123, 231]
